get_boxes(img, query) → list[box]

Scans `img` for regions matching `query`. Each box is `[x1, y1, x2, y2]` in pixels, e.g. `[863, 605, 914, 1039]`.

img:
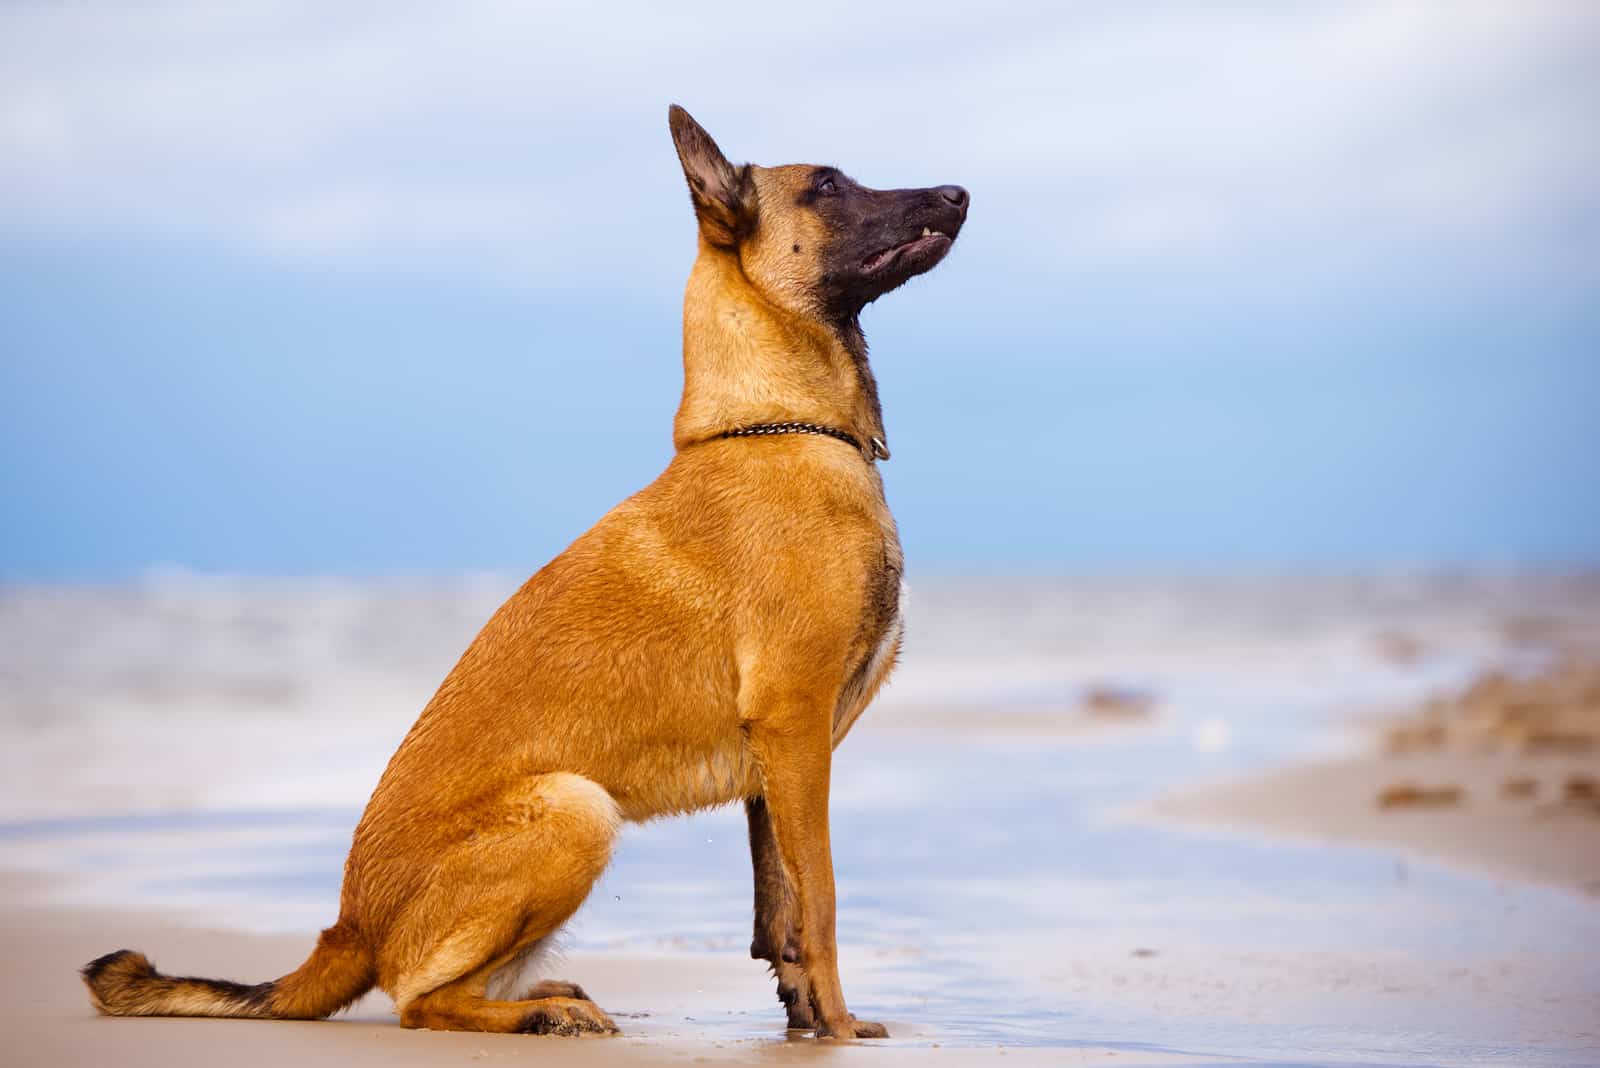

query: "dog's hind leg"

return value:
[484, 940, 597, 1004]
[746, 796, 815, 1029]
[386, 772, 621, 1035]
[402, 981, 615, 1035]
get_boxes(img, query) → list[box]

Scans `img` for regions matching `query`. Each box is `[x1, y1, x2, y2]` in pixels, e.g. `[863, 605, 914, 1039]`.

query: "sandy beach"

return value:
[4, 573, 1600, 1066]
[1141, 655, 1600, 898]
[3, 887, 1228, 1067]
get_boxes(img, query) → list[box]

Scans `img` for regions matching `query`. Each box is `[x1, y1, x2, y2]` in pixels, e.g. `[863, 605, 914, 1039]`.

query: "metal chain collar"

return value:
[717, 422, 889, 462]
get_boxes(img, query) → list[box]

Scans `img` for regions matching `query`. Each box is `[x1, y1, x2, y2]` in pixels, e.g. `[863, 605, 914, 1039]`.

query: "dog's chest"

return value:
[617, 742, 760, 822]
[830, 509, 904, 736]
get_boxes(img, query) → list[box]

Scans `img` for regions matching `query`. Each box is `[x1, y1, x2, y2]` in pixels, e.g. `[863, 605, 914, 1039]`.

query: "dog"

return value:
[82, 105, 969, 1040]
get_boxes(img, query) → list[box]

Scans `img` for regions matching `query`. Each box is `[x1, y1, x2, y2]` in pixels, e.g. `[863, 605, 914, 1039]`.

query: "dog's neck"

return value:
[672, 247, 886, 458]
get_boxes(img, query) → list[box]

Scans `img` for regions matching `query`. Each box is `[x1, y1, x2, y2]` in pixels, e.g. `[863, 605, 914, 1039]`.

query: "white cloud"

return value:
[0, 1, 1594, 287]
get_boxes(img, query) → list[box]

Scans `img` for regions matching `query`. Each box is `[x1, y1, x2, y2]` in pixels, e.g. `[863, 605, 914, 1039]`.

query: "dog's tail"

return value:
[81, 921, 375, 1020]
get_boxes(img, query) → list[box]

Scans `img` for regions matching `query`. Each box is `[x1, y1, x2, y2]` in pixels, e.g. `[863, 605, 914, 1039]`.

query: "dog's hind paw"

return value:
[515, 996, 619, 1036]
[519, 979, 593, 1003]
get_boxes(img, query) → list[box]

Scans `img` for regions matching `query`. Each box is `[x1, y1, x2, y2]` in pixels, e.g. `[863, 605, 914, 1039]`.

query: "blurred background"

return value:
[3, 4, 1600, 1064]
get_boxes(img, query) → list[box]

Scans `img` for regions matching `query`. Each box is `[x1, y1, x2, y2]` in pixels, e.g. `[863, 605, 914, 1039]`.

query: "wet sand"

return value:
[3, 898, 1227, 1067]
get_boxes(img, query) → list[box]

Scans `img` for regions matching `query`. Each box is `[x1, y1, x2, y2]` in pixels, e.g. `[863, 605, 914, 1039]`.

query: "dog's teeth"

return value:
[922, 227, 932, 238]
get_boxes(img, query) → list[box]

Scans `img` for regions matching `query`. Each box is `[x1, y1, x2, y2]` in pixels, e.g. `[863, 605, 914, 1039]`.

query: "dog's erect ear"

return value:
[668, 104, 756, 248]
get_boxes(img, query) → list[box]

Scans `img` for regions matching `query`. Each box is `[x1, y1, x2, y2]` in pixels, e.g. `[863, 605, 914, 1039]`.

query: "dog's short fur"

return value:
[82, 106, 968, 1040]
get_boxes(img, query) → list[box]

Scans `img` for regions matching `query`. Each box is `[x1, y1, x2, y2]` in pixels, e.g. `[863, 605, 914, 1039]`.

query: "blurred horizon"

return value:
[4, 2, 1598, 581]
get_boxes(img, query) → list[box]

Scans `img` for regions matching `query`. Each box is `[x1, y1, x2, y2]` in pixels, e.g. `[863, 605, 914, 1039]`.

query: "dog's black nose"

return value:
[938, 185, 969, 213]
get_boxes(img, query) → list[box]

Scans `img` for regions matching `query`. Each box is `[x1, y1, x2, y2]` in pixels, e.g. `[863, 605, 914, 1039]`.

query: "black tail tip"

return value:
[82, 949, 153, 986]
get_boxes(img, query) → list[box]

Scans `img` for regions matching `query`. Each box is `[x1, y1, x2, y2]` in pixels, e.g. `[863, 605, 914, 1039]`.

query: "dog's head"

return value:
[668, 105, 968, 325]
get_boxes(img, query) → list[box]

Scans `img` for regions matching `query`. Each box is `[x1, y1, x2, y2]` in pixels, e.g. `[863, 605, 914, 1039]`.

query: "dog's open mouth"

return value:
[862, 227, 952, 275]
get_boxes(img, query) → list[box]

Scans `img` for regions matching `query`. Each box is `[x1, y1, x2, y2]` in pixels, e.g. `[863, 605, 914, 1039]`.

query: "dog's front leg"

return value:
[746, 711, 887, 1039]
[746, 796, 815, 1029]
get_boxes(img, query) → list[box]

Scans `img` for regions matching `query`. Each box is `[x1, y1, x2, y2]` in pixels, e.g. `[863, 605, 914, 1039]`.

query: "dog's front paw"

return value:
[776, 972, 816, 1030]
[816, 1013, 889, 1039]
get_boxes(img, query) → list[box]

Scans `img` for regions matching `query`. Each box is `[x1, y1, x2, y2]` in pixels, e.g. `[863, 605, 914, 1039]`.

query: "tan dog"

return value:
[82, 105, 969, 1040]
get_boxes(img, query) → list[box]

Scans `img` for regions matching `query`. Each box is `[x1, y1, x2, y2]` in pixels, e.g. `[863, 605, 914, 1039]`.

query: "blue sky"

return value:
[3, 2, 1597, 578]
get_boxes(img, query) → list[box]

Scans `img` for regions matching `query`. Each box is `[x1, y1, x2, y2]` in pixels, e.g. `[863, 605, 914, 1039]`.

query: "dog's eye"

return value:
[816, 175, 838, 195]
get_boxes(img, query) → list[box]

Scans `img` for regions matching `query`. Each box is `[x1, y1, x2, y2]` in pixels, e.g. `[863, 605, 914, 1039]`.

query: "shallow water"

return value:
[3, 573, 1598, 1066]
